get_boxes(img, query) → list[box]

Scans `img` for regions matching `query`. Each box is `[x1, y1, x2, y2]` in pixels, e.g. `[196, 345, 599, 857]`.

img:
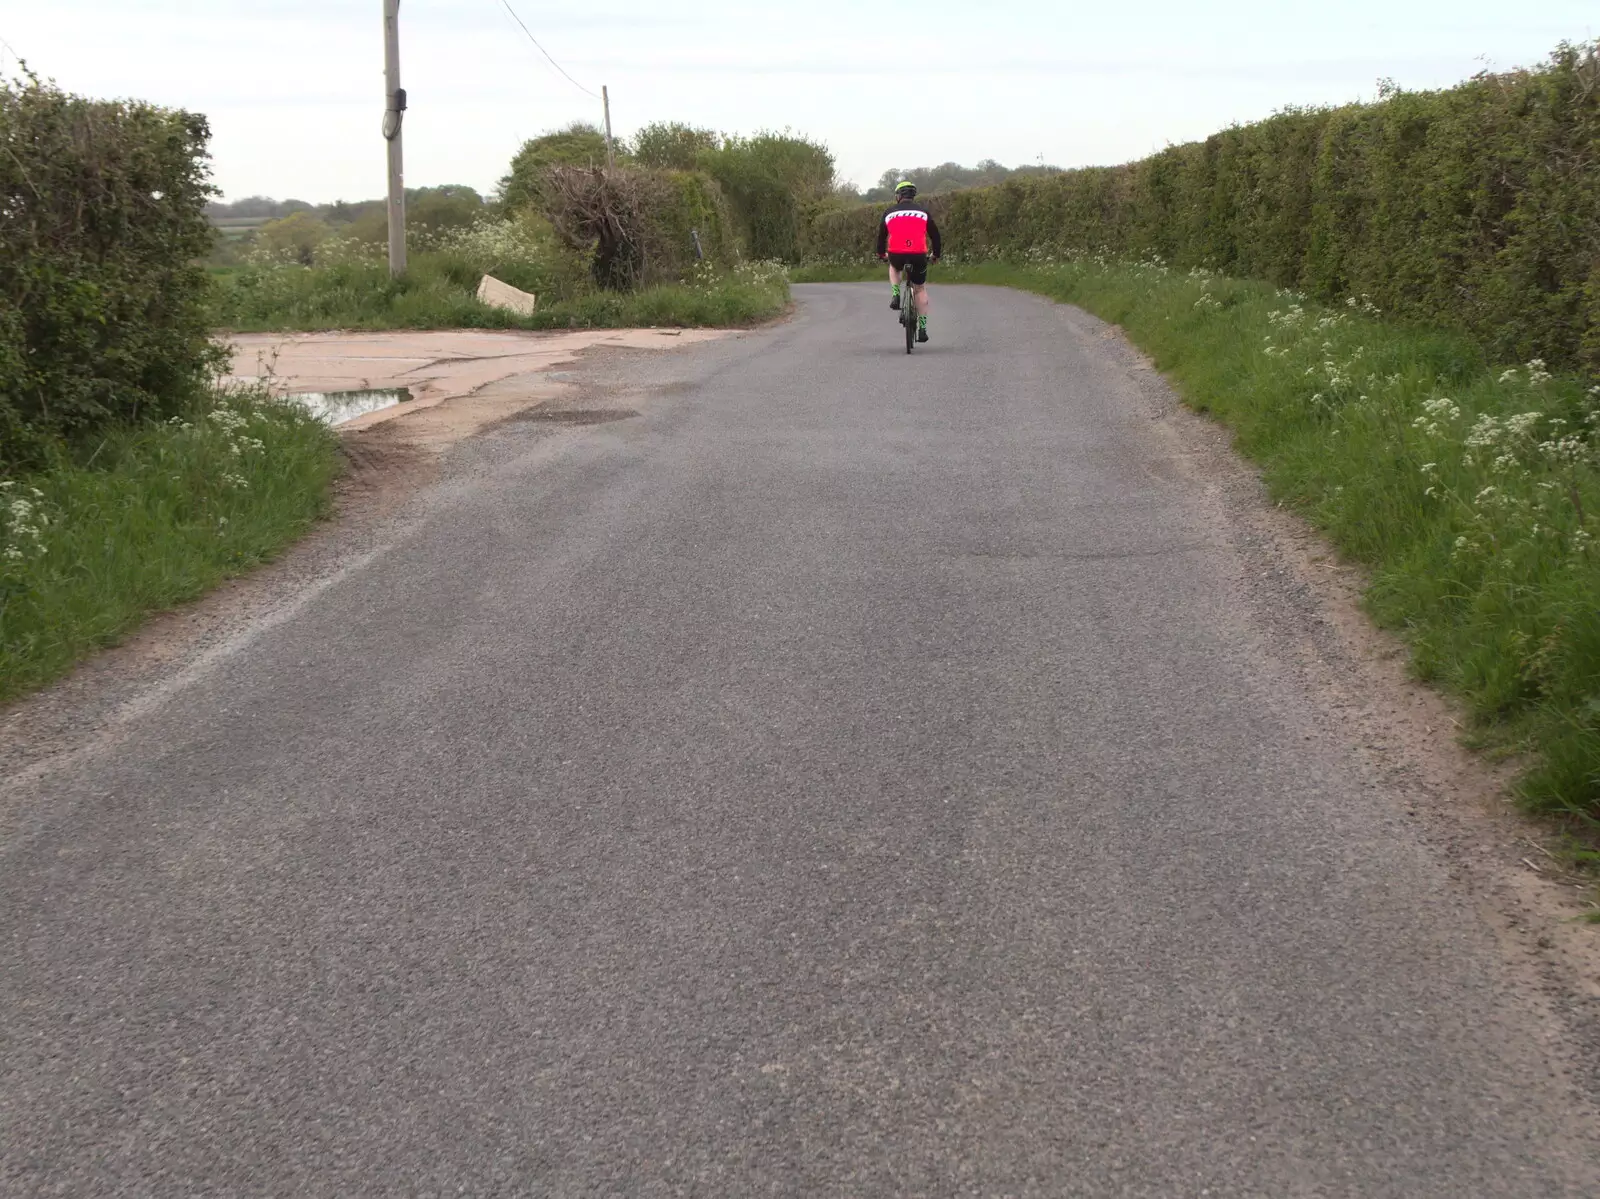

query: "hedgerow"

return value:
[802, 42, 1600, 375]
[0, 71, 221, 467]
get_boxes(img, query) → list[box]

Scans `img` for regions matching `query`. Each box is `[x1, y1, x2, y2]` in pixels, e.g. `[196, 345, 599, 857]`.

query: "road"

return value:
[3, 284, 1597, 1196]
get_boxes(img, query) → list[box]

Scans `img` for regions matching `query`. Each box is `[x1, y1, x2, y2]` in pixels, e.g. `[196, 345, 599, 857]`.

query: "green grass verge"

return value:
[799, 255, 1600, 824]
[1, 394, 340, 703]
[211, 254, 791, 333]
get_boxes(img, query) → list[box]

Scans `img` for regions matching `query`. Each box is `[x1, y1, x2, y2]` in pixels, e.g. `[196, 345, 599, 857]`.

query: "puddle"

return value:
[512, 408, 639, 425]
[290, 387, 413, 426]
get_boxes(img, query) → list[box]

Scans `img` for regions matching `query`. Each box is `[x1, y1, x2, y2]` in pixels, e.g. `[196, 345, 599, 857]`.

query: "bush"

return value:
[502, 124, 834, 266]
[697, 132, 837, 262]
[539, 166, 735, 290]
[633, 122, 720, 171]
[500, 123, 623, 211]
[0, 71, 220, 466]
[254, 211, 332, 266]
[802, 42, 1600, 374]
[637, 170, 739, 278]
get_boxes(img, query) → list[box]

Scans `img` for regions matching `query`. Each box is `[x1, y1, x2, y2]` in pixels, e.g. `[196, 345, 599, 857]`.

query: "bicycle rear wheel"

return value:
[904, 286, 916, 354]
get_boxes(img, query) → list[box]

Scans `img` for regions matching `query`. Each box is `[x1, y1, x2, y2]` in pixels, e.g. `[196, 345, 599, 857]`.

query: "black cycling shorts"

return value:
[888, 252, 929, 285]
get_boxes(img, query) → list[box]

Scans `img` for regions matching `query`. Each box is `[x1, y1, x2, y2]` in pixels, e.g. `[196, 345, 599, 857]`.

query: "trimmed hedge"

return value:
[0, 73, 220, 466]
[804, 42, 1600, 374]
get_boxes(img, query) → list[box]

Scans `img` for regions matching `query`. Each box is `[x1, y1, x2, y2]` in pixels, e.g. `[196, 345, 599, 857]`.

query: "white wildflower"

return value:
[1504, 411, 1541, 437]
[1539, 436, 1587, 464]
[1464, 415, 1504, 448]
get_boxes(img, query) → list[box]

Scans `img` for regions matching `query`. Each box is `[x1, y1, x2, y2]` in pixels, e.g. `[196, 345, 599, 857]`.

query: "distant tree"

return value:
[340, 208, 390, 245]
[407, 185, 485, 234]
[413, 183, 483, 202]
[864, 159, 1060, 202]
[206, 195, 277, 219]
[210, 186, 486, 260]
[323, 198, 386, 227]
[253, 211, 330, 265]
[207, 195, 315, 220]
[632, 121, 721, 170]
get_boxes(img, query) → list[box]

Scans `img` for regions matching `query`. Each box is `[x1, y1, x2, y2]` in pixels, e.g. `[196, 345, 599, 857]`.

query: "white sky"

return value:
[3, 1, 1595, 203]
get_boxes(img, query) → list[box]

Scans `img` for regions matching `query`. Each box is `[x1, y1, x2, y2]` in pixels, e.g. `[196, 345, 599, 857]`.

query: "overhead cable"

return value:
[494, 0, 601, 99]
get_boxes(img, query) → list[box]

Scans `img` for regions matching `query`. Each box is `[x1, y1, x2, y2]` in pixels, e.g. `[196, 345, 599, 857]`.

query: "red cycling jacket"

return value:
[876, 198, 943, 258]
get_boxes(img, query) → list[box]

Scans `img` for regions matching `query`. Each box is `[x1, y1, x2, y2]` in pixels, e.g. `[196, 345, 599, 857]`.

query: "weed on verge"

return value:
[0, 391, 339, 703]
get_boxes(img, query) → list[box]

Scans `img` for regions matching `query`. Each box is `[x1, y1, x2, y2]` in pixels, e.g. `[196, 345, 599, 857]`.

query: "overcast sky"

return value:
[3, 1, 1595, 203]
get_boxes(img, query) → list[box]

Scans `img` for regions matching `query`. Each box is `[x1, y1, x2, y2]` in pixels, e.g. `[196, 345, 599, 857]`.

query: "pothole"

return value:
[290, 387, 413, 426]
[512, 408, 640, 425]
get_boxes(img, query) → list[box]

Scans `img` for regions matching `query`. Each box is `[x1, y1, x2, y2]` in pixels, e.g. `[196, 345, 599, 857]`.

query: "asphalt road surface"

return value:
[4, 284, 1598, 1196]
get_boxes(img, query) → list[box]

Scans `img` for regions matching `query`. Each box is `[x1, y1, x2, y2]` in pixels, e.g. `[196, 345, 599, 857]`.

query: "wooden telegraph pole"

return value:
[602, 85, 616, 168]
[382, 0, 407, 276]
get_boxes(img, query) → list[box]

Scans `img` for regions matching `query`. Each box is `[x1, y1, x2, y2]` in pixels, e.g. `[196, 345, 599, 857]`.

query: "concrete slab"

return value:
[223, 328, 729, 432]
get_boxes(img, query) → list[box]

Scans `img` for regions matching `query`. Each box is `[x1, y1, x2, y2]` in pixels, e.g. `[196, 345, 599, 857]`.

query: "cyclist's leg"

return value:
[910, 256, 930, 312]
[888, 255, 908, 309]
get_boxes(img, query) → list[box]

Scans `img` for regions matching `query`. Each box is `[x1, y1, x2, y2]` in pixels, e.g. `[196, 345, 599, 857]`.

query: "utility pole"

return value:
[602, 85, 615, 169]
[382, 0, 407, 276]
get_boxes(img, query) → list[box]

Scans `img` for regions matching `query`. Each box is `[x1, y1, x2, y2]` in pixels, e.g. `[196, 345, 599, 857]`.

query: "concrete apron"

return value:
[222, 328, 730, 433]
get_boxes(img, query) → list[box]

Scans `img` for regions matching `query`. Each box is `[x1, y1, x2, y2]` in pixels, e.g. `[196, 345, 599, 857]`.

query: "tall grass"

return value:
[1, 392, 339, 702]
[211, 216, 792, 333]
[794, 258, 1600, 823]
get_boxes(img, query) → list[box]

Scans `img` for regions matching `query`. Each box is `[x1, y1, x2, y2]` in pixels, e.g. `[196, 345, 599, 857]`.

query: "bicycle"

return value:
[899, 266, 919, 354]
[887, 254, 936, 353]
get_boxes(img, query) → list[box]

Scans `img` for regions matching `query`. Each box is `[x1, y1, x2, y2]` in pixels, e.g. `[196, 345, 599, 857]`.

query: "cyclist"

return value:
[876, 180, 942, 343]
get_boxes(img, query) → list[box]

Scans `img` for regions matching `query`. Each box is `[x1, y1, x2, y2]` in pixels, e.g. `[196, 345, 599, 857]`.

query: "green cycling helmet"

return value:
[894, 180, 918, 198]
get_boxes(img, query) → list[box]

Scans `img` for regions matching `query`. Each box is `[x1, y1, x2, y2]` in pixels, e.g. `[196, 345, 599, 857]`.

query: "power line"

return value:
[494, 0, 601, 100]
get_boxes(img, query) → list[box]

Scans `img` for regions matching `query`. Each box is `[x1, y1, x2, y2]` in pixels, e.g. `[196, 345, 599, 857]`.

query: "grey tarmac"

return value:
[2, 284, 1598, 1196]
